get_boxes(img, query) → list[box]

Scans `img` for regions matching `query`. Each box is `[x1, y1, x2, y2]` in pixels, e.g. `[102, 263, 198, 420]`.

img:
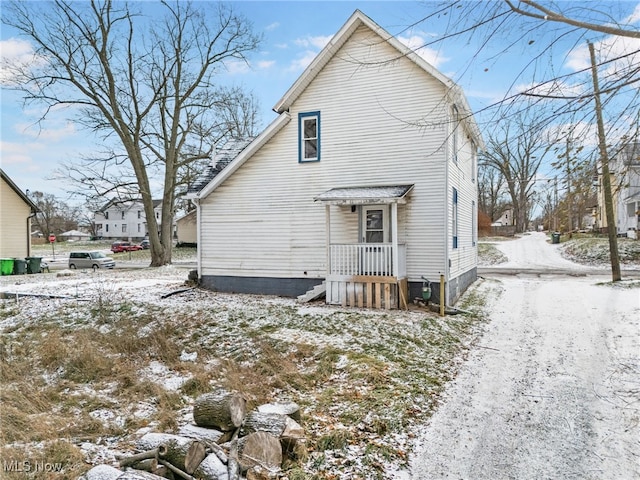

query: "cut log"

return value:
[256, 402, 301, 424]
[178, 424, 225, 443]
[193, 453, 229, 480]
[159, 439, 207, 475]
[118, 448, 159, 468]
[240, 412, 304, 441]
[236, 432, 282, 472]
[116, 471, 167, 480]
[79, 465, 122, 480]
[136, 433, 205, 475]
[193, 391, 246, 431]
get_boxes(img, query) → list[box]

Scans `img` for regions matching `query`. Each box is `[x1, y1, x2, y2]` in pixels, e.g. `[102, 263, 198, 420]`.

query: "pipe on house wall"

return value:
[26, 212, 36, 257]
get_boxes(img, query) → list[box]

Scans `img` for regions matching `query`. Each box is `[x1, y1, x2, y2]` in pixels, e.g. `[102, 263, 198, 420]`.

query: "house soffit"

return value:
[314, 184, 414, 205]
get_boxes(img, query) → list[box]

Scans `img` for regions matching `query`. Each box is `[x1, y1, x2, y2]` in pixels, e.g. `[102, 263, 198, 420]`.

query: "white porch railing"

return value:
[328, 243, 406, 277]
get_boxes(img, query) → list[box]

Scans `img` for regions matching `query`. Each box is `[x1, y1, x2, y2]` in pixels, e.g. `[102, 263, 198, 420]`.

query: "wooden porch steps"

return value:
[297, 281, 327, 303]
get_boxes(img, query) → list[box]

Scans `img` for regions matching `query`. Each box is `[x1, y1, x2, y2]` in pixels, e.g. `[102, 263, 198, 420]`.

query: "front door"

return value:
[361, 206, 390, 275]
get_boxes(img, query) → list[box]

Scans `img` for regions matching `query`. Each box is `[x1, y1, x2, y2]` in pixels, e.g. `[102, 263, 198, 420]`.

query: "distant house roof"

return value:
[97, 198, 162, 212]
[315, 185, 414, 205]
[0, 169, 38, 213]
[60, 229, 90, 237]
[187, 137, 255, 194]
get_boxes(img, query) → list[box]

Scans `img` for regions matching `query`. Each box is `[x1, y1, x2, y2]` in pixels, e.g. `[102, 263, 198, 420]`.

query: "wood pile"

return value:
[78, 389, 306, 480]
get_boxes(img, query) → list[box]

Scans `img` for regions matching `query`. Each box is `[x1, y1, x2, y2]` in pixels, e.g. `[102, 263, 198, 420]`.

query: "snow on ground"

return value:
[490, 232, 594, 270]
[408, 232, 640, 479]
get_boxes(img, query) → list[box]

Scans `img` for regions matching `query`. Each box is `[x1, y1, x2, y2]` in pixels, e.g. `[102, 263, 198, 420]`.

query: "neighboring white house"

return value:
[188, 10, 483, 308]
[0, 169, 38, 259]
[176, 210, 197, 244]
[94, 199, 175, 240]
[613, 143, 640, 235]
[595, 142, 640, 235]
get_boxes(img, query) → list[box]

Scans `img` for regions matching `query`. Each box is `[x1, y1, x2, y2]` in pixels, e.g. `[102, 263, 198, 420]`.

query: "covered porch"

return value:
[315, 185, 414, 309]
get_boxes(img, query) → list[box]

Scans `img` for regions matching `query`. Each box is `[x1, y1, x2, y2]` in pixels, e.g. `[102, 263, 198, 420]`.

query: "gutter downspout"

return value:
[27, 212, 36, 257]
[443, 106, 452, 309]
[194, 198, 202, 281]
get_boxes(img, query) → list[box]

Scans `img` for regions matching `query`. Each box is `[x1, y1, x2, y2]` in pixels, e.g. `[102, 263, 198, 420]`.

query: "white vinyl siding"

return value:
[0, 177, 32, 258]
[199, 24, 477, 286]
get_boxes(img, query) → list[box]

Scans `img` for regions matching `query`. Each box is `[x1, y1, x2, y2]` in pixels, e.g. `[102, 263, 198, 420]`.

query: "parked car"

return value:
[69, 251, 116, 270]
[139, 239, 150, 249]
[111, 241, 143, 253]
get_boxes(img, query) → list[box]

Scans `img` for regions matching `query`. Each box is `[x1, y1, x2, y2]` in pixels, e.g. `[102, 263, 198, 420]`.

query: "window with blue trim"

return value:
[299, 111, 320, 162]
[452, 187, 458, 249]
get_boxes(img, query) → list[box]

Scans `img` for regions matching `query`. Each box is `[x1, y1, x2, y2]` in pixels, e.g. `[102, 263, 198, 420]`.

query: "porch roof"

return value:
[314, 184, 414, 205]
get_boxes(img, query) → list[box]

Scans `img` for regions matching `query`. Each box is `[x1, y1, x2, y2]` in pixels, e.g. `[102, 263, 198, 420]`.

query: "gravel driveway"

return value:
[408, 232, 640, 479]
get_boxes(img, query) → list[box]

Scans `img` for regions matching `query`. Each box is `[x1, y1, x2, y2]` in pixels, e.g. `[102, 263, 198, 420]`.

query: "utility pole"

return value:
[589, 41, 621, 282]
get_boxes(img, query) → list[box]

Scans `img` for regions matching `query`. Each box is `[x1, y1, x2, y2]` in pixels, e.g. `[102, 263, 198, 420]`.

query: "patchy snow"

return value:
[408, 232, 640, 479]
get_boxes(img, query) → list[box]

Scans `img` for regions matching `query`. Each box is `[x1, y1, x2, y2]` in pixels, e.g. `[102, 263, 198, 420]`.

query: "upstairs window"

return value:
[105, 211, 109, 220]
[452, 105, 459, 163]
[121, 211, 125, 220]
[299, 111, 320, 162]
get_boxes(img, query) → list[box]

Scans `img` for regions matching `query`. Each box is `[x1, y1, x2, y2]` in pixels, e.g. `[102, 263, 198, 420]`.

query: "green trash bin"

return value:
[1, 258, 15, 275]
[551, 232, 561, 244]
[26, 257, 42, 274]
[13, 259, 27, 275]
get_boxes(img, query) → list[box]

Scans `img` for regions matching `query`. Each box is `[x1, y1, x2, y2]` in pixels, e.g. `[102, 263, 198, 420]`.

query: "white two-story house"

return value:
[188, 10, 483, 309]
[94, 199, 174, 241]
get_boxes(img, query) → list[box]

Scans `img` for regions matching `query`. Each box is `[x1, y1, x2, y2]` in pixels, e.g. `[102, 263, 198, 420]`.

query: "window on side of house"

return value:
[452, 105, 459, 163]
[105, 212, 109, 220]
[452, 187, 458, 249]
[121, 211, 125, 220]
[122, 224, 127, 233]
[299, 111, 320, 162]
[106, 224, 109, 232]
[471, 140, 477, 182]
[472, 200, 477, 246]
[138, 210, 141, 219]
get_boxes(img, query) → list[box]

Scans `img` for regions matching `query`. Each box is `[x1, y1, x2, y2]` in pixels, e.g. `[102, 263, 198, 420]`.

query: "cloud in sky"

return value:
[397, 34, 449, 68]
[265, 22, 280, 31]
[0, 37, 39, 86]
[294, 35, 332, 50]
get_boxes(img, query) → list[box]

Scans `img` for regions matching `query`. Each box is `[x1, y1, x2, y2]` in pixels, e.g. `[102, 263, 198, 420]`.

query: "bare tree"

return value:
[30, 191, 80, 237]
[480, 114, 552, 233]
[478, 163, 508, 222]
[2, 1, 260, 266]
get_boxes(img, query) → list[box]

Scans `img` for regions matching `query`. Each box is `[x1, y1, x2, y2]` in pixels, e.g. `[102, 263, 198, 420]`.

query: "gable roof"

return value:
[272, 10, 483, 148]
[0, 169, 38, 212]
[194, 10, 483, 200]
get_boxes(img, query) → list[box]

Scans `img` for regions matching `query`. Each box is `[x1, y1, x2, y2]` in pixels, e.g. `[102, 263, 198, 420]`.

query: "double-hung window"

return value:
[452, 105, 459, 163]
[299, 111, 320, 162]
[452, 188, 458, 249]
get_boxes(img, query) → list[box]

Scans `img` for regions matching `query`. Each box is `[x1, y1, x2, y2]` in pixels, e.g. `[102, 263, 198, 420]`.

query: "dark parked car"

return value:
[111, 241, 143, 253]
[139, 239, 150, 249]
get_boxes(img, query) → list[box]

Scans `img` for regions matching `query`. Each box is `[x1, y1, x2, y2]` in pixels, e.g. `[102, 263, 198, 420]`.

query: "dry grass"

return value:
[0, 271, 491, 479]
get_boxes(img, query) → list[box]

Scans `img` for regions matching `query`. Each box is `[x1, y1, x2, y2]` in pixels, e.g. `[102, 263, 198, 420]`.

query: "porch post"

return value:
[391, 202, 399, 277]
[325, 204, 331, 276]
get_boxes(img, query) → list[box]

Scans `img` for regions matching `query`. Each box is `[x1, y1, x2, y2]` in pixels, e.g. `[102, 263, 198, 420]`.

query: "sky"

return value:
[1, 1, 639, 205]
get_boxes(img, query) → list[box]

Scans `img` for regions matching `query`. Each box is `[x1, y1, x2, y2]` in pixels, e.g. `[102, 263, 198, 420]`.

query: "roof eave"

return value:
[197, 112, 292, 199]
